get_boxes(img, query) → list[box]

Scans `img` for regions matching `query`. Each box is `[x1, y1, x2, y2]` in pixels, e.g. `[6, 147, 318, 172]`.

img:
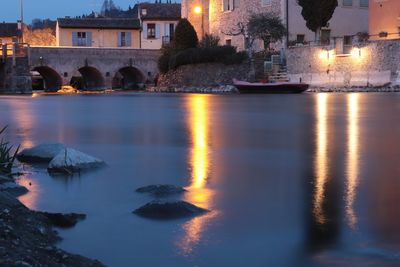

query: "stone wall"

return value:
[157, 62, 250, 87]
[0, 57, 32, 94]
[286, 40, 400, 87]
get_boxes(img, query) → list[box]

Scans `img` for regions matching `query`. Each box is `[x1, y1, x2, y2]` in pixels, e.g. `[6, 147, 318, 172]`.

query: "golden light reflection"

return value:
[17, 174, 40, 210]
[177, 95, 218, 255]
[314, 93, 329, 225]
[345, 94, 360, 228]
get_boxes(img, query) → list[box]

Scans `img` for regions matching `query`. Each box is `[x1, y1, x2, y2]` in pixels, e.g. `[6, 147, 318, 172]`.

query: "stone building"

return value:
[182, 0, 369, 51]
[56, 18, 141, 48]
[369, 0, 400, 40]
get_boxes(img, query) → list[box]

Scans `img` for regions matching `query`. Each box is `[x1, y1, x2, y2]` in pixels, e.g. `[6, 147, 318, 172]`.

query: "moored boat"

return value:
[233, 79, 309, 94]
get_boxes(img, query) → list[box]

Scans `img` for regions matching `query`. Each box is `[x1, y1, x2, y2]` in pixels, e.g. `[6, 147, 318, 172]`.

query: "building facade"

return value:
[182, 0, 369, 51]
[56, 18, 141, 48]
[135, 3, 181, 49]
[0, 22, 23, 44]
[369, 0, 400, 40]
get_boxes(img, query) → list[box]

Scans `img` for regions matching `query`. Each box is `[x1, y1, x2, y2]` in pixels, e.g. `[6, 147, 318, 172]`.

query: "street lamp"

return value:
[194, 4, 204, 38]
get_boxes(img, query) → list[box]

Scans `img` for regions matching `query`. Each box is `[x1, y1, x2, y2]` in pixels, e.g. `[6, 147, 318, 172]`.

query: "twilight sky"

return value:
[0, 0, 139, 24]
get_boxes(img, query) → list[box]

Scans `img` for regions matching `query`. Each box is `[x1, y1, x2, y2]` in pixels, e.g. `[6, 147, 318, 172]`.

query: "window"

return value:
[72, 32, 92, 46]
[147, 23, 156, 39]
[225, 39, 232, 46]
[359, 0, 368, 8]
[118, 32, 132, 47]
[141, 8, 147, 16]
[77, 32, 87, 46]
[296, 34, 305, 44]
[343, 0, 352, 7]
[169, 23, 175, 41]
[261, 0, 271, 6]
[320, 29, 331, 45]
[343, 35, 352, 54]
[223, 0, 235, 11]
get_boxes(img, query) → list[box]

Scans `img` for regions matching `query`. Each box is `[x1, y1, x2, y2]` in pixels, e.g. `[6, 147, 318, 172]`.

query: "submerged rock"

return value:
[136, 184, 187, 196]
[37, 212, 86, 228]
[47, 148, 105, 173]
[0, 182, 28, 197]
[133, 200, 209, 219]
[17, 143, 66, 163]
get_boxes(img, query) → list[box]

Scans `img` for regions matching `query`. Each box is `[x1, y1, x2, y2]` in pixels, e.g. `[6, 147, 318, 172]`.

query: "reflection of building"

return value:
[0, 22, 23, 44]
[134, 3, 181, 49]
[182, 0, 369, 50]
[56, 18, 141, 48]
[369, 0, 400, 40]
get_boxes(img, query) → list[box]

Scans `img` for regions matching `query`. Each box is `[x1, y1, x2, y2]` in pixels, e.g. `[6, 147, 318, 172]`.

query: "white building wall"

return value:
[141, 20, 178, 50]
[288, 0, 369, 43]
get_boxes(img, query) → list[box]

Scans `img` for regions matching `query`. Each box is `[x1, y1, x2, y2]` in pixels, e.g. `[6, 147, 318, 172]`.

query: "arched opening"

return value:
[112, 67, 145, 90]
[31, 66, 62, 92]
[72, 66, 105, 90]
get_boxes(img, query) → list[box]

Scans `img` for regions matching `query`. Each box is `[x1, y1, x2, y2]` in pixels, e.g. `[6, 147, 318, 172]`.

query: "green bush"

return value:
[0, 126, 20, 175]
[172, 18, 198, 50]
[199, 34, 220, 48]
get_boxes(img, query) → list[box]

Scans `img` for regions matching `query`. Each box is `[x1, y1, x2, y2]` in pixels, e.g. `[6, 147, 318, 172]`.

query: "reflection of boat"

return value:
[233, 79, 309, 94]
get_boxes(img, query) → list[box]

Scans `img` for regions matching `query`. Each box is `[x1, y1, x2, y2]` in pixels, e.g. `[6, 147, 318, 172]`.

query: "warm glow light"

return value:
[177, 95, 218, 255]
[319, 49, 334, 61]
[314, 93, 329, 225]
[351, 47, 362, 58]
[346, 94, 360, 229]
[194, 6, 202, 14]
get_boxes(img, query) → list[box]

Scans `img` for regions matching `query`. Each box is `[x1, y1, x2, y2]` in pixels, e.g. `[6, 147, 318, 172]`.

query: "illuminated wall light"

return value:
[319, 49, 334, 61]
[194, 6, 202, 14]
[351, 47, 362, 58]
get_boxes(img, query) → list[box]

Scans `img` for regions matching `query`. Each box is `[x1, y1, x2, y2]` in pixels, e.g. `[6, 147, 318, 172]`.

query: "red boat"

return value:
[233, 79, 309, 94]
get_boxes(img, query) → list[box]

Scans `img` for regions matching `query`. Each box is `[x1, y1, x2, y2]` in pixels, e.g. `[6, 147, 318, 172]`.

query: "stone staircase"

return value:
[268, 66, 289, 82]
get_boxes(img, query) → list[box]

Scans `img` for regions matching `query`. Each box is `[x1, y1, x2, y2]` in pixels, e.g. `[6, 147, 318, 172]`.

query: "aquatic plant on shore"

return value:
[0, 126, 20, 175]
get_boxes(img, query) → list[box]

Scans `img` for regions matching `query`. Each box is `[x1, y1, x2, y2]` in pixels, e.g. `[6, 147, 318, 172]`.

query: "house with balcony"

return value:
[56, 18, 141, 48]
[369, 0, 400, 40]
[134, 2, 181, 49]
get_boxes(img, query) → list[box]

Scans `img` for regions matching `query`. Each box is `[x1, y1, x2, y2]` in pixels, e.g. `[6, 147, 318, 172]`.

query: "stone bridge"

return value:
[29, 47, 160, 91]
[0, 45, 160, 93]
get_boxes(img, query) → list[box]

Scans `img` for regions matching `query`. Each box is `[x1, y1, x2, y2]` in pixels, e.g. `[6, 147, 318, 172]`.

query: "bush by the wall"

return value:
[172, 19, 199, 50]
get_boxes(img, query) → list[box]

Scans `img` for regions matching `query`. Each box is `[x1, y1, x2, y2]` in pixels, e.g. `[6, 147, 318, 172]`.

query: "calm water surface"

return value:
[0, 93, 400, 267]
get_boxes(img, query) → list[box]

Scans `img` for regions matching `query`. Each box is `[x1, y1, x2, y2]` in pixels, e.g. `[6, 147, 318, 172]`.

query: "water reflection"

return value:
[6, 98, 35, 148]
[314, 94, 329, 225]
[345, 94, 360, 229]
[178, 95, 218, 255]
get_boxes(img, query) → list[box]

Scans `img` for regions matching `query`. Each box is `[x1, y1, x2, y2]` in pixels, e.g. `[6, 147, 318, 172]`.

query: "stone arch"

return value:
[76, 66, 105, 90]
[112, 66, 146, 90]
[32, 66, 63, 92]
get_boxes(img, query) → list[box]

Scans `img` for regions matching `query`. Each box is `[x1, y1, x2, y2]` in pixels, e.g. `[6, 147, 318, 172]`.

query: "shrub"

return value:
[199, 34, 220, 48]
[158, 44, 175, 74]
[222, 51, 248, 65]
[172, 18, 198, 50]
[0, 126, 20, 175]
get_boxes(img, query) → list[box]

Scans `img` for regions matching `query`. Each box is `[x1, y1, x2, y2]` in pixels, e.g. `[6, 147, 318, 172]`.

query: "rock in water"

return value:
[37, 212, 86, 228]
[17, 143, 66, 163]
[133, 200, 209, 219]
[0, 182, 28, 197]
[136, 185, 187, 196]
[47, 148, 105, 173]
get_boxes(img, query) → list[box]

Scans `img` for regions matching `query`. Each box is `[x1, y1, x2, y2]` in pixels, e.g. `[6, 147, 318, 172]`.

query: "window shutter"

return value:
[234, 0, 240, 9]
[155, 24, 161, 39]
[165, 23, 170, 37]
[223, 0, 228, 11]
[229, 0, 234, 10]
[72, 32, 78, 46]
[143, 23, 148, 39]
[117, 32, 122, 47]
[86, 32, 92, 47]
[126, 32, 132, 47]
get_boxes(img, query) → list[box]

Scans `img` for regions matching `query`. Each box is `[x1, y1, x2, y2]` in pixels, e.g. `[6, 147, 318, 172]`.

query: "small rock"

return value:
[14, 261, 32, 267]
[136, 185, 187, 196]
[48, 148, 105, 173]
[0, 182, 28, 197]
[133, 200, 209, 219]
[38, 212, 86, 228]
[0, 246, 5, 255]
[17, 143, 66, 163]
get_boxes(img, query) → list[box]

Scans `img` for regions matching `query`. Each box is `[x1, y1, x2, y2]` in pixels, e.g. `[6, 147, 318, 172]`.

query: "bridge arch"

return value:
[32, 66, 62, 92]
[75, 66, 105, 90]
[112, 66, 146, 90]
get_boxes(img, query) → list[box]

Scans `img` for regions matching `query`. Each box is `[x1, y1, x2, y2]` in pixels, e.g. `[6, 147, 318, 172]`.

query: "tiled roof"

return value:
[135, 3, 181, 20]
[57, 18, 141, 29]
[0, 23, 22, 37]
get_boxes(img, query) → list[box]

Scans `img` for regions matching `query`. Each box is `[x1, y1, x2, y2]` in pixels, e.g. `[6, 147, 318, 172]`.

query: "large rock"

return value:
[37, 212, 86, 228]
[0, 182, 28, 197]
[133, 200, 209, 219]
[17, 143, 66, 163]
[48, 148, 105, 174]
[136, 184, 187, 196]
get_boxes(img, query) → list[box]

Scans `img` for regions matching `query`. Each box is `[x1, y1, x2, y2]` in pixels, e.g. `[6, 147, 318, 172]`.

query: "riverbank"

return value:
[0, 174, 104, 267]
